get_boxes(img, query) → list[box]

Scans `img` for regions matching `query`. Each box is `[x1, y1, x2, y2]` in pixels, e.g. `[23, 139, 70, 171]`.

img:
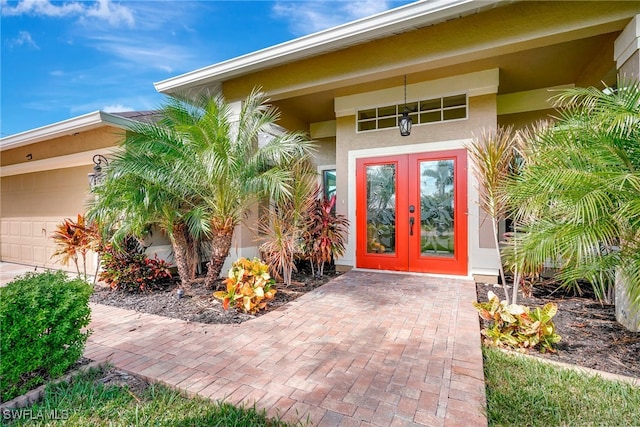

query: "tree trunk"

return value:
[170, 224, 192, 288]
[492, 218, 510, 304]
[185, 230, 199, 281]
[204, 229, 234, 288]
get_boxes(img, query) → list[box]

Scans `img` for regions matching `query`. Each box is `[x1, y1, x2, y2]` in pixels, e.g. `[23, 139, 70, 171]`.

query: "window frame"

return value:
[355, 93, 468, 133]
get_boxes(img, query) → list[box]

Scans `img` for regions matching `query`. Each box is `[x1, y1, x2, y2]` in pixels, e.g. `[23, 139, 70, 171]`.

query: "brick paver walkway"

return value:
[85, 270, 487, 426]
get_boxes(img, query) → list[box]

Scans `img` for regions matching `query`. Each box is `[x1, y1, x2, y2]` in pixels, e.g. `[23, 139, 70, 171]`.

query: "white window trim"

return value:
[355, 93, 468, 134]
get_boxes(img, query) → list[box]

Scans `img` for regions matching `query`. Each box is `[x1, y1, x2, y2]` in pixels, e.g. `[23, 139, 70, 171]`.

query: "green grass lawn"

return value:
[4, 366, 306, 426]
[483, 346, 640, 426]
[6, 351, 639, 426]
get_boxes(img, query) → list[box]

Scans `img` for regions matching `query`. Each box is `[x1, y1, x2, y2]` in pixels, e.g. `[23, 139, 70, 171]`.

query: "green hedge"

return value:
[0, 271, 92, 402]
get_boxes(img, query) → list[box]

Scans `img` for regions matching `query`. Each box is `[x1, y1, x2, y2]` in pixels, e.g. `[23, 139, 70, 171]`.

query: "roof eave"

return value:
[154, 0, 507, 95]
[0, 111, 137, 151]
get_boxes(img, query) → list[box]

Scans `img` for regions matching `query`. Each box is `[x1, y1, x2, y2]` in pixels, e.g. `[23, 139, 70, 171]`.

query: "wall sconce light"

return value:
[399, 75, 412, 137]
[88, 154, 109, 190]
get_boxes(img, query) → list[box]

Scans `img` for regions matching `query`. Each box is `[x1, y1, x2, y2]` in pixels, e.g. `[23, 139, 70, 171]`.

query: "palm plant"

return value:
[467, 126, 522, 304]
[88, 138, 202, 288]
[89, 89, 314, 289]
[505, 79, 640, 317]
[258, 158, 316, 286]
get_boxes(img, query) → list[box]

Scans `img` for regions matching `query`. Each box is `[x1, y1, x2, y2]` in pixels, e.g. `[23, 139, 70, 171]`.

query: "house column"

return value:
[614, 14, 640, 79]
[613, 14, 640, 332]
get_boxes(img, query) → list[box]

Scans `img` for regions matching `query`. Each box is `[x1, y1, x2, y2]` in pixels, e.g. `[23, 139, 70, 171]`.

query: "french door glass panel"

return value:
[366, 164, 396, 255]
[419, 160, 455, 258]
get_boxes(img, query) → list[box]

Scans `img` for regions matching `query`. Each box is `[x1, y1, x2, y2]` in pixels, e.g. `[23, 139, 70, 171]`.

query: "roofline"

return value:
[0, 111, 137, 151]
[154, 0, 506, 94]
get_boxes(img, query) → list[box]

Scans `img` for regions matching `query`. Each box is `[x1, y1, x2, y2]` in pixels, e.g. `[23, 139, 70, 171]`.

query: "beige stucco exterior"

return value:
[1, 126, 123, 167]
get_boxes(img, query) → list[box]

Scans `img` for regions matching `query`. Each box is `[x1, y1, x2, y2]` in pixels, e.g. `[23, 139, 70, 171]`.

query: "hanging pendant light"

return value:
[399, 75, 412, 137]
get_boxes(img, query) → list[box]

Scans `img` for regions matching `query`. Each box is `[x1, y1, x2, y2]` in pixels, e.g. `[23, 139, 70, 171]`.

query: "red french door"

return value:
[356, 150, 468, 275]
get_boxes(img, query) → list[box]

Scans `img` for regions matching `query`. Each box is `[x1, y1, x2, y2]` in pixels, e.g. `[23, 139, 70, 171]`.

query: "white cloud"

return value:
[102, 103, 134, 113]
[84, 0, 134, 27]
[7, 30, 39, 49]
[1, 0, 134, 27]
[88, 34, 200, 74]
[1, 0, 85, 17]
[272, 0, 395, 35]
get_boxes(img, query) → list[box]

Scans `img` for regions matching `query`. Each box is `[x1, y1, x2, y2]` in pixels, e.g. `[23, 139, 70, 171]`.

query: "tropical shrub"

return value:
[505, 79, 640, 310]
[258, 213, 299, 286]
[88, 89, 314, 289]
[302, 195, 349, 277]
[51, 214, 99, 279]
[213, 258, 277, 313]
[473, 291, 561, 353]
[0, 271, 92, 402]
[467, 127, 524, 304]
[98, 236, 172, 292]
[258, 159, 316, 286]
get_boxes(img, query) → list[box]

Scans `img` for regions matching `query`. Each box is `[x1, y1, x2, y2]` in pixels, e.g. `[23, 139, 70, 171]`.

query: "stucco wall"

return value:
[1, 126, 124, 167]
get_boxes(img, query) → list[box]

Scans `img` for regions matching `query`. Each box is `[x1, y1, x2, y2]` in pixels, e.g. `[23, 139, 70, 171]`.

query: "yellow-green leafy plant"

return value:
[213, 257, 277, 313]
[473, 291, 561, 353]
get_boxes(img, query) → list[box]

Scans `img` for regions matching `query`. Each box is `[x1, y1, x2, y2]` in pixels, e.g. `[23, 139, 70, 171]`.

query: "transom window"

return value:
[357, 94, 467, 132]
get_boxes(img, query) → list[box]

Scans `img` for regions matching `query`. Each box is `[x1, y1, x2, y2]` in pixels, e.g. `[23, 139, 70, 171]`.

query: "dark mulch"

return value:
[476, 279, 640, 379]
[90, 269, 339, 325]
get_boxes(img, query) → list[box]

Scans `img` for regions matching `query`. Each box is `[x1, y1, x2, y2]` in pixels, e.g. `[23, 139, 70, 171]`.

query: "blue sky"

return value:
[1, 0, 415, 137]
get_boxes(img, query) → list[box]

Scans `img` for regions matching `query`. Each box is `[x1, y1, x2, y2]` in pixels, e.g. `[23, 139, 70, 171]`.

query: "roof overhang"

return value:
[0, 110, 137, 151]
[154, 0, 507, 95]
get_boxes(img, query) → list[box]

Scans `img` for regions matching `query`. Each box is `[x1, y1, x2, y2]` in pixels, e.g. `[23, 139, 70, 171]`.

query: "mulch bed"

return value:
[90, 270, 339, 324]
[90, 270, 639, 380]
[476, 280, 640, 379]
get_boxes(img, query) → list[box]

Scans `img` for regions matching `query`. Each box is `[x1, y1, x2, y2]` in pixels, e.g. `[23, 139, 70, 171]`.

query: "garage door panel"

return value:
[33, 246, 47, 264]
[9, 221, 20, 236]
[21, 221, 32, 238]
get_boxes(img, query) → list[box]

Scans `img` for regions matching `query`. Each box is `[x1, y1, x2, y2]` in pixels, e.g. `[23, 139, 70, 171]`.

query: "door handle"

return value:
[409, 217, 415, 236]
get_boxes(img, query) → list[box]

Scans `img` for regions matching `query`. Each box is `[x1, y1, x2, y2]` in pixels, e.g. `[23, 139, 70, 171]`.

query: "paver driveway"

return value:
[85, 270, 487, 426]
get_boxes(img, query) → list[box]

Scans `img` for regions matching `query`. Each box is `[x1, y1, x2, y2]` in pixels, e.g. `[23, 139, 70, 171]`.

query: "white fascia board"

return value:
[335, 69, 499, 117]
[154, 0, 505, 94]
[0, 111, 136, 151]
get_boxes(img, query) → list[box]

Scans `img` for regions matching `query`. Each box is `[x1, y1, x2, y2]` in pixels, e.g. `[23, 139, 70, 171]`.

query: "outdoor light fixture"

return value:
[88, 154, 109, 190]
[399, 75, 412, 137]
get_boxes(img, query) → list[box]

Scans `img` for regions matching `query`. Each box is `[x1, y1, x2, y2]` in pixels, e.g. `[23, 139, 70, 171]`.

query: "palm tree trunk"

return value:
[511, 227, 520, 305]
[492, 218, 510, 305]
[204, 229, 234, 288]
[170, 224, 192, 288]
[185, 231, 198, 281]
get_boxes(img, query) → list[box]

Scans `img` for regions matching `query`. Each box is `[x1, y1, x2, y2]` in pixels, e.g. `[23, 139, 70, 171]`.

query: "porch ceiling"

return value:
[271, 31, 620, 128]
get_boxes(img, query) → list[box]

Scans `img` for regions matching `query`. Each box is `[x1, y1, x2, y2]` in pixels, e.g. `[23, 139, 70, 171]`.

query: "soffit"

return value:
[271, 31, 621, 126]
